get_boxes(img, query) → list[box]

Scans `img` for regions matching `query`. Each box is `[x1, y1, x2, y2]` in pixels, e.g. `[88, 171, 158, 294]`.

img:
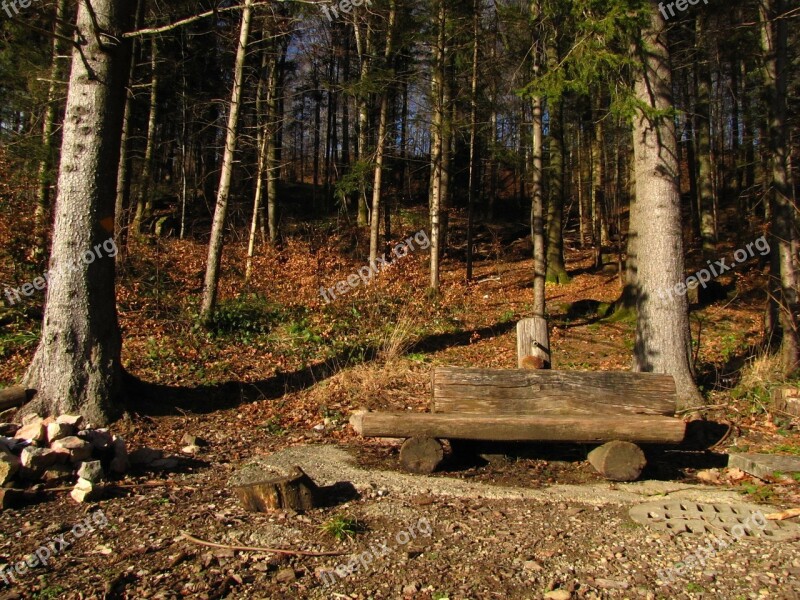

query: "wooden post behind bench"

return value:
[517, 317, 550, 369]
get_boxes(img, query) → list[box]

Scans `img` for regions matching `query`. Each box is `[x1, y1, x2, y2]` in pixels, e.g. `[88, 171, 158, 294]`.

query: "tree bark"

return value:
[351, 412, 686, 444]
[428, 0, 448, 292]
[200, 0, 254, 324]
[369, 0, 397, 265]
[546, 99, 569, 284]
[22, 0, 133, 425]
[631, 5, 702, 410]
[760, 0, 799, 374]
[131, 38, 159, 236]
[32, 0, 70, 264]
[695, 15, 717, 252]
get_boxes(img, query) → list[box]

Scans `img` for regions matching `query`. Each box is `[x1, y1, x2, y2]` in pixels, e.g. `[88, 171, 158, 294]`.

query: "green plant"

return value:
[260, 416, 286, 436]
[432, 593, 450, 600]
[320, 515, 362, 540]
[33, 585, 66, 599]
[771, 444, 800, 456]
[739, 482, 774, 502]
[685, 582, 704, 593]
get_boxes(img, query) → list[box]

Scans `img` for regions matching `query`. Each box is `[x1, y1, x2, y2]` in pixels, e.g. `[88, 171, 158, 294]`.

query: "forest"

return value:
[0, 0, 799, 598]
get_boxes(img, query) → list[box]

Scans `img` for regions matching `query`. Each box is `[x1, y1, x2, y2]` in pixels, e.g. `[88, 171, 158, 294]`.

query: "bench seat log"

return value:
[432, 367, 676, 416]
[350, 412, 686, 445]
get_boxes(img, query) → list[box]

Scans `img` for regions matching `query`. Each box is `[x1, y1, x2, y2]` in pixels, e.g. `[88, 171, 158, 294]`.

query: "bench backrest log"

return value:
[431, 367, 677, 417]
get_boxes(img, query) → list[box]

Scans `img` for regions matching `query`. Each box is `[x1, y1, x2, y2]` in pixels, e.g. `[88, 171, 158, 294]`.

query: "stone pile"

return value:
[0, 414, 187, 505]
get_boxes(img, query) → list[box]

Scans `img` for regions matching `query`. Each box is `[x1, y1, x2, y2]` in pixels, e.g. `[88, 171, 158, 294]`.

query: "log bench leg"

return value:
[587, 441, 647, 481]
[399, 437, 444, 474]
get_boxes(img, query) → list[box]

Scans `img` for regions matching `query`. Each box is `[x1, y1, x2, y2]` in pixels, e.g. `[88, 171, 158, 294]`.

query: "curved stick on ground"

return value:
[179, 531, 347, 557]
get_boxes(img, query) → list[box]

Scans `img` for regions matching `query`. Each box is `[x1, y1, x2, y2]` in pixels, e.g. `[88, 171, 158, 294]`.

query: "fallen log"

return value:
[432, 367, 676, 416]
[399, 437, 444, 474]
[350, 412, 686, 444]
[587, 441, 647, 481]
[0, 386, 31, 412]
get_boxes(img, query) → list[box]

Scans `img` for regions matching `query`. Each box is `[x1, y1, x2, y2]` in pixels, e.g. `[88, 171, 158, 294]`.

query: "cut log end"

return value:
[399, 437, 444, 474]
[587, 440, 647, 482]
[233, 466, 318, 512]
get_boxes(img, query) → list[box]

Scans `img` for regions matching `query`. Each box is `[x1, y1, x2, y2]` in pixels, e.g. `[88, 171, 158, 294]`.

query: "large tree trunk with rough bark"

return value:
[22, 0, 133, 426]
[631, 6, 702, 410]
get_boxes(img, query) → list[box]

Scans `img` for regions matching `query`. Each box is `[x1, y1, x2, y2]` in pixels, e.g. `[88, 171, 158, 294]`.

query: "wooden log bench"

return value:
[350, 366, 686, 481]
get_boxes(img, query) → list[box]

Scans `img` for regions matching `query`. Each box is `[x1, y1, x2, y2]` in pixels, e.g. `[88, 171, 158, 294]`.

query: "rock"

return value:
[275, 568, 296, 584]
[402, 583, 420, 595]
[129, 447, 164, 466]
[0, 451, 20, 484]
[46, 422, 74, 445]
[20, 446, 69, 470]
[0, 423, 19, 436]
[21, 414, 42, 426]
[41, 464, 75, 482]
[51, 436, 93, 462]
[0, 436, 26, 453]
[56, 414, 85, 429]
[77, 460, 104, 483]
[180, 445, 201, 455]
[523, 560, 543, 572]
[70, 477, 102, 503]
[0, 488, 27, 510]
[109, 436, 129, 474]
[180, 433, 208, 447]
[14, 421, 46, 444]
[544, 591, 571, 600]
[150, 457, 180, 471]
[79, 428, 113, 451]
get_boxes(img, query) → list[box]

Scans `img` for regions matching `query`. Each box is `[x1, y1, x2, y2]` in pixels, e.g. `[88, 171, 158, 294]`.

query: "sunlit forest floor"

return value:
[2, 211, 800, 598]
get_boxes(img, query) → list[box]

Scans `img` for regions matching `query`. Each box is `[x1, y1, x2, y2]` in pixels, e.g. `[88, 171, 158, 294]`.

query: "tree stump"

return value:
[517, 317, 551, 369]
[399, 437, 444, 474]
[587, 440, 647, 481]
[232, 465, 318, 512]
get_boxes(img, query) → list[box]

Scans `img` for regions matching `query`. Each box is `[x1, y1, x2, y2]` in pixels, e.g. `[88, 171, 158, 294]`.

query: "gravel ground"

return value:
[2, 443, 798, 600]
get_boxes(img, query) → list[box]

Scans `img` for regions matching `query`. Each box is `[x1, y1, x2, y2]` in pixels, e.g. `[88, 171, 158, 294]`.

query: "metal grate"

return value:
[628, 501, 800, 541]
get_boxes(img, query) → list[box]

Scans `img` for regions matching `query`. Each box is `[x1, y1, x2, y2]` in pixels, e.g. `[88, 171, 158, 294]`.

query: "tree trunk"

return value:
[428, 0, 447, 292]
[531, 95, 546, 316]
[22, 0, 133, 425]
[760, 0, 799, 374]
[466, 0, 480, 282]
[267, 43, 286, 244]
[200, 0, 254, 323]
[131, 38, 159, 236]
[246, 36, 273, 283]
[369, 0, 397, 265]
[32, 0, 70, 264]
[631, 5, 702, 410]
[695, 15, 717, 252]
[546, 99, 568, 284]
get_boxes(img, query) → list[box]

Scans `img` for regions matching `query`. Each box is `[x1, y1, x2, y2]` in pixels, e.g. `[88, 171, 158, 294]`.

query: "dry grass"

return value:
[377, 310, 418, 363]
[738, 352, 785, 395]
